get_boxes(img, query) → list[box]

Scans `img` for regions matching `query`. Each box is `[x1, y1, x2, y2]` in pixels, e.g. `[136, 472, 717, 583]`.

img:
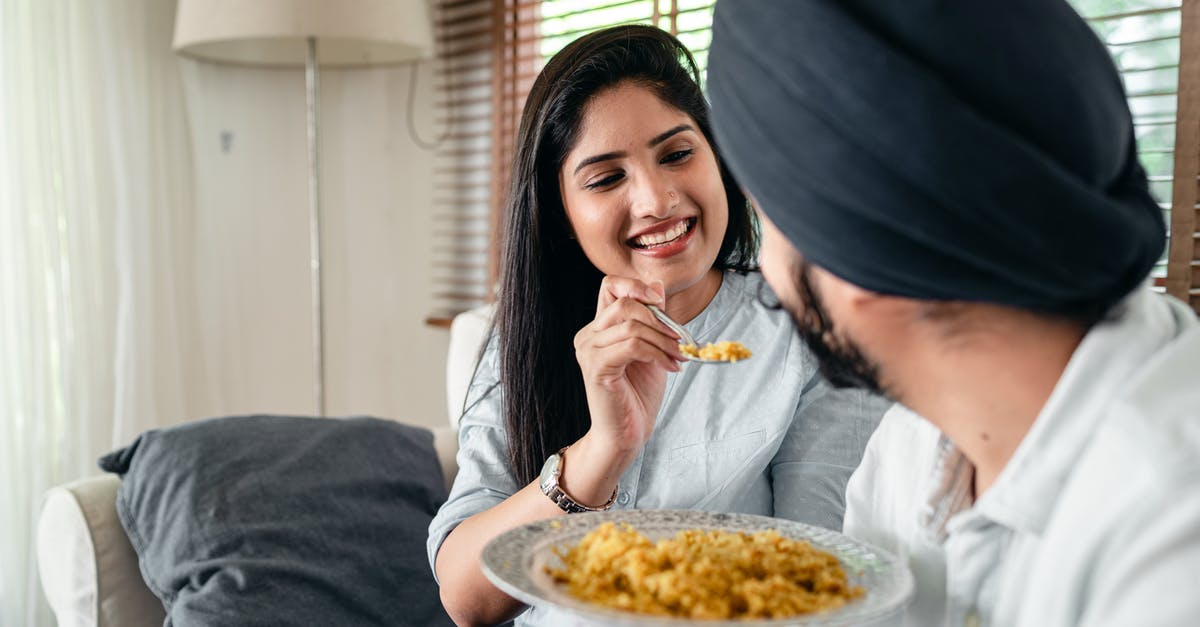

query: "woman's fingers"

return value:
[574, 296, 682, 360]
[576, 317, 684, 374]
[574, 275, 683, 377]
[587, 334, 682, 375]
[591, 295, 680, 338]
[596, 275, 666, 312]
[588, 317, 684, 361]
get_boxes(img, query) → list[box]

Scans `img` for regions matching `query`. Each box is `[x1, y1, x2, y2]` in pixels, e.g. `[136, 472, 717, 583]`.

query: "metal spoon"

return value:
[645, 304, 731, 364]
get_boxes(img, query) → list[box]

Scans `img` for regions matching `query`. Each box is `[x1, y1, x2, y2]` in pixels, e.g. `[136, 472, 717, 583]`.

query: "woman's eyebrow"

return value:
[573, 150, 626, 175]
[572, 124, 695, 175]
[648, 123, 693, 147]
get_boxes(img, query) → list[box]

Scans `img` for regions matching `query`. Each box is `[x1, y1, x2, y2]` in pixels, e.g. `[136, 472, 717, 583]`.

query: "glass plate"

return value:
[481, 509, 914, 626]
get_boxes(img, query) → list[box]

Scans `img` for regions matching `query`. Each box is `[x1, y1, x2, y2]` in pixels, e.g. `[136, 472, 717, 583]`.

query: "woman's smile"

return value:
[628, 216, 698, 256]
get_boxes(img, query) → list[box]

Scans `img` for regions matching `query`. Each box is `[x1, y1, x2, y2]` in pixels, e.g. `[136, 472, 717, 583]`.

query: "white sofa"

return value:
[36, 306, 492, 627]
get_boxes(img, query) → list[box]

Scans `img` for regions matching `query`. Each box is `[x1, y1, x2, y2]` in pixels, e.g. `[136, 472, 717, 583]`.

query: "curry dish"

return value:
[679, 341, 752, 362]
[547, 522, 863, 620]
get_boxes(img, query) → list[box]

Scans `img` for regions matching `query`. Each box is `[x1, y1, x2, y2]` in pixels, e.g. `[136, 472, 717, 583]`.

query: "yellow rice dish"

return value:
[680, 341, 752, 362]
[547, 522, 863, 620]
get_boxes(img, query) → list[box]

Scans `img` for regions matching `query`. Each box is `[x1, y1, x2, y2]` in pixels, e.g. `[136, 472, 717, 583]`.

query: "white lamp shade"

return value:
[173, 0, 433, 67]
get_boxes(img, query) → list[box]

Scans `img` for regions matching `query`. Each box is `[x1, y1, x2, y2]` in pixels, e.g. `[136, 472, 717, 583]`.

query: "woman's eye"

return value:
[585, 173, 623, 190]
[661, 149, 694, 164]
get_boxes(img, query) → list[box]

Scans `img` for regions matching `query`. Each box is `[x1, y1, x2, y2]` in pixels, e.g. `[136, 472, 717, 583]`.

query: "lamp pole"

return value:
[305, 36, 326, 416]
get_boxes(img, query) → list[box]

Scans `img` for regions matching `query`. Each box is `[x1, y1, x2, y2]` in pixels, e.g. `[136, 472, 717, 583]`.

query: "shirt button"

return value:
[617, 492, 631, 505]
[964, 611, 980, 627]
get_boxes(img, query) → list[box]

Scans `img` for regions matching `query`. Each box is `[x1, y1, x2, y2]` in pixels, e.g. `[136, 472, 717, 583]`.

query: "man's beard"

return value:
[788, 262, 889, 397]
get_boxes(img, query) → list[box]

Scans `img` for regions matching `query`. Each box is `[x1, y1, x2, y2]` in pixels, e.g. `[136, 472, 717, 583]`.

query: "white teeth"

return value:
[633, 220, 691, 248]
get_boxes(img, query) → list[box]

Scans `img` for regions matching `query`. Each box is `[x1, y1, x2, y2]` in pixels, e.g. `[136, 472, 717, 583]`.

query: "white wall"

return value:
[179, 59, 450, 430]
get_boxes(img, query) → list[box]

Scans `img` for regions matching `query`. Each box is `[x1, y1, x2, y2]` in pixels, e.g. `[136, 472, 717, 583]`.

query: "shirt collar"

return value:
[685, 270, 747, 342]
[921, 289, 1184, 537]
[919, 434, 974, 542]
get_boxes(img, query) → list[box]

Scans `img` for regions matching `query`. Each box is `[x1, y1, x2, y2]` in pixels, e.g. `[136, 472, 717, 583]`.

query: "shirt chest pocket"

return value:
[667, 429, 767, 506]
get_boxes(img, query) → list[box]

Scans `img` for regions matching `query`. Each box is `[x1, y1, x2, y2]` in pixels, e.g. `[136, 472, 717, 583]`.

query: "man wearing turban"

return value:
[708, 1, 1200, 625]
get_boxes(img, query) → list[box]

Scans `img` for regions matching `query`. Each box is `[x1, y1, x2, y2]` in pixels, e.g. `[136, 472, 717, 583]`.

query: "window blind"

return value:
[1072, 0, 1199, 311]
[425, 0, 496, 326]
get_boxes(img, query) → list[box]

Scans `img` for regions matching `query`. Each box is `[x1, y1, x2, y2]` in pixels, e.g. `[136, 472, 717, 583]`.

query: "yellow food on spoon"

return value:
[679, 340, 752, 362]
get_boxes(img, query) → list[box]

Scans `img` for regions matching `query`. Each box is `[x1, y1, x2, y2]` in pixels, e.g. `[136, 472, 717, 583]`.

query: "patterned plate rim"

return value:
[480, 509, 914, 627]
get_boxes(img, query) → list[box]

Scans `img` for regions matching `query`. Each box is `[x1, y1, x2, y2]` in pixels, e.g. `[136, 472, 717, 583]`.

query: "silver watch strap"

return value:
[545, 447, 618, 513]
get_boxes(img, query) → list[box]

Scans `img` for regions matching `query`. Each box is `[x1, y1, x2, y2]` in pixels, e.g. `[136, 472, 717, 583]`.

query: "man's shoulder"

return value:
[843, 405, 940, 536]
[865, 404, 942, 463]
[1092, 324, 1200, 481]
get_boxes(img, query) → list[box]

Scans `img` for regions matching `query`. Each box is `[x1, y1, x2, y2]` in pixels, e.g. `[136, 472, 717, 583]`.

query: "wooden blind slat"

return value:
[439, 76, 494, 91]
[437, 56, 493, 74]
[1107, 33, 1180, 46]
[1122, 62, 1182, 73]
[437, 26, 494, 43]
[434, 166, 488, 175]
[436, 93, 493, 109]
[435, 6, 492, 28]
[433, 277, 492, 287]
[434, 215, 491, 224]
[440, 0, 488, 9]
[435, 230, 493, 239]
[433, 261, 490, 270]
[1127, 88, 1180, 98]
[436, 291, 492, 301]
[1086, 5, 1183, 22]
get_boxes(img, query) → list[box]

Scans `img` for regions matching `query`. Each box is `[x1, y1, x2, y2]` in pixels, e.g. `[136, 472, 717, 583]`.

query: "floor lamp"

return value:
[172, 0, 432, 416]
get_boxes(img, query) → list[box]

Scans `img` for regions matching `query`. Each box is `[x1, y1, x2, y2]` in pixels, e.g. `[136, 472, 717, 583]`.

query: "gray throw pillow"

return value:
[99, 415, 455, 627]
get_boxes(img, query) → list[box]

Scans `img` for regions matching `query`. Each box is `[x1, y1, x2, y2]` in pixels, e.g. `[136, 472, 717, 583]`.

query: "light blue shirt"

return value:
[845, 288, 1200, 627]
[428, 271, 890, 625]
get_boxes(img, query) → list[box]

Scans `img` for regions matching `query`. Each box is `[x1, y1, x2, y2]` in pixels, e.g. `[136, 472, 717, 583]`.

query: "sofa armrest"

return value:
[37, 475, 165, 627]
[446, 304, 493, 431]
[431, 425, 458, 493]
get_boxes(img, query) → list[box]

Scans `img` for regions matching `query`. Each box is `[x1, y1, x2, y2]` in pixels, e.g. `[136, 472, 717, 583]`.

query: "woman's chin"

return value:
[653, 264, 723, 299]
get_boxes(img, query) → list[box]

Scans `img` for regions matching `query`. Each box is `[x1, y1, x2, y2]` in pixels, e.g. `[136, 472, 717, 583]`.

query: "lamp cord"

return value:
[406, 58, 452, 150]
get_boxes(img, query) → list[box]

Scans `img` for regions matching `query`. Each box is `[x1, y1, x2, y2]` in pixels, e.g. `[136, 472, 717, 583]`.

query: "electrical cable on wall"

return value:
[406, 57, 453, 150]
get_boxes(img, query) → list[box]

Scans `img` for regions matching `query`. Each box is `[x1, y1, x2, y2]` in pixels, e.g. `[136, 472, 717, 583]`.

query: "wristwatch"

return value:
[539, 447, 618, 513]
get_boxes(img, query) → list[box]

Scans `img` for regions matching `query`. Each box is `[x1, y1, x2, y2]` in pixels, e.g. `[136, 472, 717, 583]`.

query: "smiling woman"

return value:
[426, 25, 890, 627]
[560, 86, 729, 306]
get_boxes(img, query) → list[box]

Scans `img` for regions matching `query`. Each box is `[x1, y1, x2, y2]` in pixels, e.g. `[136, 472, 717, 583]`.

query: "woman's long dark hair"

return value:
[495, 25, 758, 484]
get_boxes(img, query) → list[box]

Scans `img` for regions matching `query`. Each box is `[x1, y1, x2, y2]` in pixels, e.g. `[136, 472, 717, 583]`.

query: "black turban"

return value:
[707, 0, 1165, 314]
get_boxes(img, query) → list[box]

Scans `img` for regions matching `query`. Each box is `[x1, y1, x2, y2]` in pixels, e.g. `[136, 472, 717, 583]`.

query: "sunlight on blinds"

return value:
[1073, 0, 1184, 283]
[539, 0, 715, 73]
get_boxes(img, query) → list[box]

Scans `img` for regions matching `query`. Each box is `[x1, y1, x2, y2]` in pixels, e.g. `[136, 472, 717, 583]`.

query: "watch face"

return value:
[539, 452, 561, 491]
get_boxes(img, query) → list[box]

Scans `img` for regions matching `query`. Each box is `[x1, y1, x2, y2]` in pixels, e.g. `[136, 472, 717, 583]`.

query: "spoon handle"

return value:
[646, 304, 697, 348]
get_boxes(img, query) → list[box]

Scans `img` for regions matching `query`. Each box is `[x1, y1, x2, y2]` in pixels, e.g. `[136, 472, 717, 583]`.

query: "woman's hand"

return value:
[573, 276, 686, 456]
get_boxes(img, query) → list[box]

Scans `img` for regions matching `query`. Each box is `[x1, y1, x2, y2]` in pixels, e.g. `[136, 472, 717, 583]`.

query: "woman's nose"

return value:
[631, 173, 678, 219]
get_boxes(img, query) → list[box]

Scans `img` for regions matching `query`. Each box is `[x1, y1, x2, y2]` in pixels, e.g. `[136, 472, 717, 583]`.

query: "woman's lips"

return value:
[629, 218, 697, 258]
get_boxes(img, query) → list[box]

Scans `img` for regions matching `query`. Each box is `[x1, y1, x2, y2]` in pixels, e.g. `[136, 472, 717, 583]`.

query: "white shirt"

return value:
[845, 288, 1200, 627]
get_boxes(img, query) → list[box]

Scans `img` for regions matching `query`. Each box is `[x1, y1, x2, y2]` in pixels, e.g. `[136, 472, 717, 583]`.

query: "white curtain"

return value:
[0, 0, 195, 624]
